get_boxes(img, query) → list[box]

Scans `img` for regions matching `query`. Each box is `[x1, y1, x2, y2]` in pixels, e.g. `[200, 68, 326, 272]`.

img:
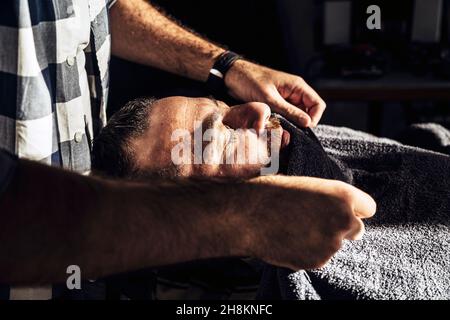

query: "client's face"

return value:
[131, 96, 291, 178]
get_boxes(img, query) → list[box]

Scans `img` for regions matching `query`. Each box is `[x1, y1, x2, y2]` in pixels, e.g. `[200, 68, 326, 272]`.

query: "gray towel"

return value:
[259, 120, 450, 300]
[398, 123, 450, 155]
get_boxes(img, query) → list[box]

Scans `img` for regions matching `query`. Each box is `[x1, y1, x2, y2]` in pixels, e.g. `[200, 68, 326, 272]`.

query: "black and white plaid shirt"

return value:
[0, 0, 117, 300]
[0, 1, 263, 301]
[0, 0, 116, 173]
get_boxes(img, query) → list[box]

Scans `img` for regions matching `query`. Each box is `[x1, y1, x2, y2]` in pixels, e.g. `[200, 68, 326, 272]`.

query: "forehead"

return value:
[131, 96, 225, 172]
[153, 96, 223, 128]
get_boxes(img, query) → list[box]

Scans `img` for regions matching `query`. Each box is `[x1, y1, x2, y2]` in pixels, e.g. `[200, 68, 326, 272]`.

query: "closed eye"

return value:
[224, 125, 235, 147]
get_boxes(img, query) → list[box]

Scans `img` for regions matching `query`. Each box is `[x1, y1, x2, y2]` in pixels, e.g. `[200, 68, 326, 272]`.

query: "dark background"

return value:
[109, 0, 450, 139]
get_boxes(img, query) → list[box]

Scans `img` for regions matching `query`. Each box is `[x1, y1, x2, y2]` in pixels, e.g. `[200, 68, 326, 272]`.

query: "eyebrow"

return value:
[202, 111, 222, 132]
[208, 96, 220, 107]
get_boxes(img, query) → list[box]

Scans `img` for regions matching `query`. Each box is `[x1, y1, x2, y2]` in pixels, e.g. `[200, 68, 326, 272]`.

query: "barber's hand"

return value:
[241, 176, 376, 270]
[225, 60, 326, 127]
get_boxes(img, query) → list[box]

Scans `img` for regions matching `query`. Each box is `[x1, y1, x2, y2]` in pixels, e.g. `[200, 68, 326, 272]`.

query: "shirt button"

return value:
[66, 56, 75, 66]
[74, 132, 83, 143]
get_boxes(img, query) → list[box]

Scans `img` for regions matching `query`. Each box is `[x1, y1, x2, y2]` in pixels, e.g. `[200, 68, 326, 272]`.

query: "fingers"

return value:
[299, 82, 326, 127]
[258, 177, 377, 220]
[224, 102, 273, 134]
[249, 176, 375, 270]
[268, 81, 325, 127]
[346, 184, 377, 219]
[343, 217, 365, 241]
[252, 103, 272, 134]
[269, 90, 312, 127]
[291, 81, 326, 127]
[336, 182, 376, 240]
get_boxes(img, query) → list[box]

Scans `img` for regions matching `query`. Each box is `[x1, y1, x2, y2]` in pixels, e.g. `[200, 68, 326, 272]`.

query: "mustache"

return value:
[265, 116, 281, 130]
[205, 113, 281, 132]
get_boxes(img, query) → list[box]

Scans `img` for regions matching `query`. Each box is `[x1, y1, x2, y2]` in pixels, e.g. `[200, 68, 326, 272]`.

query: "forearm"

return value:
[110, 0, 224, 81]
[0, 160, 247, 285]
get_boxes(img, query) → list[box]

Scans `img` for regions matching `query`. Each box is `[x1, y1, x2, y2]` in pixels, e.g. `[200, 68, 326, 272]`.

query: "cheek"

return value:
[233, 132, 269, 165]
[254, 136, 270, 165]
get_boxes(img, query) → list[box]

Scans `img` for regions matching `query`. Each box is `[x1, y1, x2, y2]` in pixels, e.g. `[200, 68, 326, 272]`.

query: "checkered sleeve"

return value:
[0, 0, 78, 164]
[0, 0, 112, 300]
[0, 0, 112, 173]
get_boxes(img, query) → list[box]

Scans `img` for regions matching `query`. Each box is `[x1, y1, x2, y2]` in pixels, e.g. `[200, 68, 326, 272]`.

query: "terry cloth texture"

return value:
[258, 119, 450, 300]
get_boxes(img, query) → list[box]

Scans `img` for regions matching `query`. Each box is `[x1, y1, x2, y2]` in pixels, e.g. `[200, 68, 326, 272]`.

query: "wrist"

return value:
[227, 178, 271, 258]
[224, 59, 247, 90]
[177, 179, 260, 259]
[224, 59, 264, 99]
[206, 51, 243, 95]
[200, 180, 255, 258]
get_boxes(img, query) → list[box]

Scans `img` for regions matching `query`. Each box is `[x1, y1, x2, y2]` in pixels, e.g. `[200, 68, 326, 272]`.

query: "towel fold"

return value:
[258, 120, 450, 300]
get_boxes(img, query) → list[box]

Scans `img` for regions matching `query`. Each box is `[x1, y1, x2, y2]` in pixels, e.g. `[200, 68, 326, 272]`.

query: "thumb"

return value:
[269, 91, 312, 127]
[252, 103, 272, 134]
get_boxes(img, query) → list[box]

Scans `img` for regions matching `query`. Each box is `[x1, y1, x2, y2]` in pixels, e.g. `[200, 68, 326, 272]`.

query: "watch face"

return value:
[209, 68, 225, 79]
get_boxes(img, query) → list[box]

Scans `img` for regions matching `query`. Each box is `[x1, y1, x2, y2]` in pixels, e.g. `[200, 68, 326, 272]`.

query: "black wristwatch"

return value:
[206, 51, 243, 95]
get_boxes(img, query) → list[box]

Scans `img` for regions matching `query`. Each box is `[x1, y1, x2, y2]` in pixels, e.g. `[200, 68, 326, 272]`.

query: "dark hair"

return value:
[91, 97, 156, 178]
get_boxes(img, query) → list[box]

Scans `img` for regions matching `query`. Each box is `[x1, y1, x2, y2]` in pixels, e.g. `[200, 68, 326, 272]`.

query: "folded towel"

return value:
[398, 123, 450, 155]
[258, 120, 450, 300]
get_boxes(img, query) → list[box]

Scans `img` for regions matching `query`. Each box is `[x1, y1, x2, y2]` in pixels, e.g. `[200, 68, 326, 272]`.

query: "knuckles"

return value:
[329, 237, 343, 253]
[293, 76, 305, 86]
[247, 102, 271, 115]
[331, 181, 355, 207]
[335, 211, 354, 231]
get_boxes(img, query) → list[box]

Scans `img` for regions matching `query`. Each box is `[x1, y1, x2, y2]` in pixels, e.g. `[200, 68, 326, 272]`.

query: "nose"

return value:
[222, 102, 271, 134]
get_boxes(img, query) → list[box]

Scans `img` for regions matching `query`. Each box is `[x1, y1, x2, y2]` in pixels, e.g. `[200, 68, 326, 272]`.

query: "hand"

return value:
[225, 60, 326, 127]
[239, 176, 376, 270]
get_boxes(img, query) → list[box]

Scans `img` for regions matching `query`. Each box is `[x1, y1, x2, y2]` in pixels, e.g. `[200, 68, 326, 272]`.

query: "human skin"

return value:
[131, 96, 291, 178]
[129, 96, 373, 260]
[109, 0, 326, 127]
[0, 0, 373, 286]
[0, 159, 375, 284]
